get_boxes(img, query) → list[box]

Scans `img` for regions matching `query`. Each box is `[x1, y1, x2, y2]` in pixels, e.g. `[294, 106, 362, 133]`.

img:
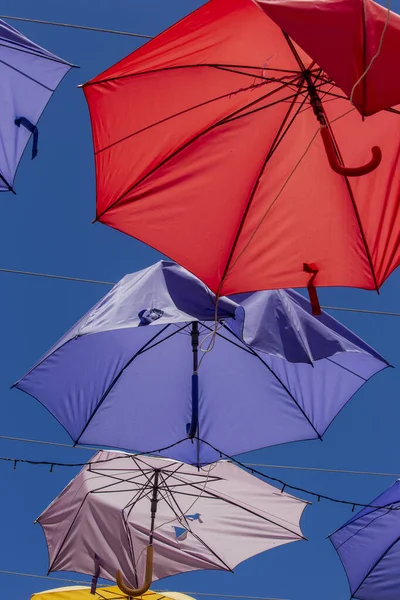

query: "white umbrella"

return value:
[38, 451, 308, 596]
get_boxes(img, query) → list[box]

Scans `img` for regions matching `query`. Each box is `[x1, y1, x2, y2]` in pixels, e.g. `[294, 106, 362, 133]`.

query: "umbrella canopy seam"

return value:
[75, 323, 185, 444]
[93, 71, 304, 222]
[0, 39, 76, 67]
[216, 323, 322, 439]
[351, 532, 400, 598]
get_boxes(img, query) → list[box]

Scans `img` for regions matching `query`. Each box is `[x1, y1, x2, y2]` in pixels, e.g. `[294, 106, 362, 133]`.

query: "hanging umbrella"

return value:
[258, 0, 400, 116]
[32, 586, 195, 600]
[0, 18, 74, 193]
[329, 480, 400, 599]
[82, 0, 400, 312]
[37, 451, 308, 596]
[15, 260, 389, 465]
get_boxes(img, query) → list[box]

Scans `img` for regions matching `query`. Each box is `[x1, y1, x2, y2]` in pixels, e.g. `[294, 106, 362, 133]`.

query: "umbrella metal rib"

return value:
[212, 323, 322, 439]
[0, 39, 76, 66]
[352, 532, 400, 598]
[92, 71, 306, 221]
[88, 50, 389, 303]
[74, 324, 177, 444]
[153, 474, 232, 572]
[73, 314, 323, 454]
[0, 56, 56, 91]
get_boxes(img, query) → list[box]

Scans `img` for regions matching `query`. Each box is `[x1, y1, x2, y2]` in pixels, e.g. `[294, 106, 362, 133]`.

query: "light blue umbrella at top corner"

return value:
[329, 480, 400, 600]
[14, 259, 390, 466]
[0, 18, 75, 193]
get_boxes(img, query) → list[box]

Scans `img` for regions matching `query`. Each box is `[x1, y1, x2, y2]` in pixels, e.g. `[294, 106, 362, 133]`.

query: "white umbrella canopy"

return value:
[38, 451, 308, 595]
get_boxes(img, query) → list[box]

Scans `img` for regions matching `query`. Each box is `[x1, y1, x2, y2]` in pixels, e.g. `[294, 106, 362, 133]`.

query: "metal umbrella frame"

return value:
[37, 452, 308, 596]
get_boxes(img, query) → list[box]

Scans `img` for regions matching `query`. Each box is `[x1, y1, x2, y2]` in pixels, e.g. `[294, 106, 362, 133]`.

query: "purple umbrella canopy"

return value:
[329, 480, 400, 600]
[15, 260, 389, 465]
[37, 451, 308, 595]
[0, 18, 74, 192]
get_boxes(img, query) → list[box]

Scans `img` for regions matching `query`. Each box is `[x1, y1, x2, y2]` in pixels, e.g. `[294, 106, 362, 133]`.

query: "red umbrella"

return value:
[82, 0, 400, 314]
[258, 0, 400, 116]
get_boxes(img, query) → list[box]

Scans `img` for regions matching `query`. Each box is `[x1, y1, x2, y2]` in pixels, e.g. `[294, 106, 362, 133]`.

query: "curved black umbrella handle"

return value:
[320, 126, 382, 177]
[116, 545, 154, 597]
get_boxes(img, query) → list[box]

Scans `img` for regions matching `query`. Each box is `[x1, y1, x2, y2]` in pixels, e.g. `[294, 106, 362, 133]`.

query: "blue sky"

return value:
[1, 1, 400, 599]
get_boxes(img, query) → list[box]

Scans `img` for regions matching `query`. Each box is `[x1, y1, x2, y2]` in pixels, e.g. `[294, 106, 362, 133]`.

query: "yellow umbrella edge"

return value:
[31, 586, 196, 600]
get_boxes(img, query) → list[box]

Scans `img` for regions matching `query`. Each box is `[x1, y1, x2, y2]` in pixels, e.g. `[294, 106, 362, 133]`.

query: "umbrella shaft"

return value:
[187, 322, 199, 438]
[192, 321, 199, 373]
[149, 470, 159, 544]
[304, 71, 326, 126]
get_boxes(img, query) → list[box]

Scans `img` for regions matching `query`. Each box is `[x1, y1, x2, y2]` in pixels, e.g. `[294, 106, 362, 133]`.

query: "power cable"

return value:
[1, 267, 399, 317]
[0, 267, 113, 286]
[0, 433, 398, 479]
[0, 443, 399, 510]
[0, 434, 97, 451]
[197, 439, 400, 510]
[0, 569, 288, 599]
[0, 15, 153, 39]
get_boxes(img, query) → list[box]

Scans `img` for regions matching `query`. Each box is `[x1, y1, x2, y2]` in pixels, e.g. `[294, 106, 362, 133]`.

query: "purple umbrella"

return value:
[329, 481, 400, 600]
[0, 19, 74, 192]
[37, 451, 307, 596]
[15, 260, 389, 465]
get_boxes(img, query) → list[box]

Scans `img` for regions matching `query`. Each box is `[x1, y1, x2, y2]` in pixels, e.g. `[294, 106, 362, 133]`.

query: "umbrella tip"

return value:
[91, 217, 97, 224]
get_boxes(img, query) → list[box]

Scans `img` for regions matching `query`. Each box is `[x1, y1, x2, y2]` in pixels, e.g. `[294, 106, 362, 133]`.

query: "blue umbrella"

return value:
[15, 260, 389, 465]
[0, 18, 74, 192]
[329, 481, 400, 600]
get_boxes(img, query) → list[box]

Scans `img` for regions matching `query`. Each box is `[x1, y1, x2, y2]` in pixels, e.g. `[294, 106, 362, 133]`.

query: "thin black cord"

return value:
[1, 434, 398, 478]
[0, 438, 188, 468]
[0, 570, 288, 600]
[2, 438, 399, 511]
[0, 15, 153, 39]
[0, 267, 114, 286]
[195, 438, 400, 511]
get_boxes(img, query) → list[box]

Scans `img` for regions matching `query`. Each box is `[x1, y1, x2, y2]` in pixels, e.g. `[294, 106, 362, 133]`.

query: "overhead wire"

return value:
[316, 305, 400, 317]
[0, 267, 114, 286]
[0, 443, 399, 510]
[0, 15, 153, 39]
[0, 570, 89, 584]
[0, 433, 399, 478]
[0, 570, 287, 600]
[243, 463, 400, 478]
[1, 266, 399, 317]
[172, 594, 287, 600]
[197, 438, 400, 510]
[0, 434, 97, 450]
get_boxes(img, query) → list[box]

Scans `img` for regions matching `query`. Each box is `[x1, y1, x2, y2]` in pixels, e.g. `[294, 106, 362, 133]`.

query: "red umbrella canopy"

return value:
[258, 0, 400, 116]
[83, 0, 400, 308]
